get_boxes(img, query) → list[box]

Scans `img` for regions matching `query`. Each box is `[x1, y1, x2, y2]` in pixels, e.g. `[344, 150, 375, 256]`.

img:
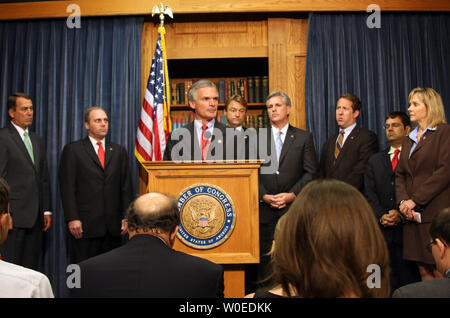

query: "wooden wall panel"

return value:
[1, 0, 449, 20]
[268, 18, 308, 130]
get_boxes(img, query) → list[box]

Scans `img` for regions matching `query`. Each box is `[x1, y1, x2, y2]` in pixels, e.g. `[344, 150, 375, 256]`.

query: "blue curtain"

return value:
[0, 16, 143, 297]
[305, 13, 450, 156]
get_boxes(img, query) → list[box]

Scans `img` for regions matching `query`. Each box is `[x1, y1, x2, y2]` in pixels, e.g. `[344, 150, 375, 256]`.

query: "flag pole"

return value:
[152, 3, 173, 135]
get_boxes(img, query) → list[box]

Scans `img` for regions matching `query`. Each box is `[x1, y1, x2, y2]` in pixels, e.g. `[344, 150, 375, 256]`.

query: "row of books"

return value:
[170, 109, 270, 132]
[170, 76, 269, 105]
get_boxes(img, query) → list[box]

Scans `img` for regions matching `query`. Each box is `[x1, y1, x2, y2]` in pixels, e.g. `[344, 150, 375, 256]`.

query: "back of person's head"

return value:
[0, 178, 9, 214]
[126, 192, 180, 235]
[271, 179, 390, 298]
[430, 207, 450, 247]
[408, 87, 447, 127]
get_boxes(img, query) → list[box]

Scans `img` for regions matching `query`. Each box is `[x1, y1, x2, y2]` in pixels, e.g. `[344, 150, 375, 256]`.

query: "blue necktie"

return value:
[276, 131, 283, 161]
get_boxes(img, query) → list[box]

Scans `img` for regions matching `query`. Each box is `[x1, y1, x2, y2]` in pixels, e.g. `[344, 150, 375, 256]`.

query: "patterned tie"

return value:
[201, 124, 210, 160]
[334, 130, 345, 159]
[97, 141, 105, 169]
[276, 131, 283, 161]
[23, 131, 34, 164]
[392, 149, 400, 172]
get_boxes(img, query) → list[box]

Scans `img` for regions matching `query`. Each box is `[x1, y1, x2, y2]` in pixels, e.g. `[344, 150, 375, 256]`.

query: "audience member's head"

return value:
[428, 207, 450, 275]
[270, 179, 390, 297]
[0, 178, 12, 245]
[125, 192, 180, 247]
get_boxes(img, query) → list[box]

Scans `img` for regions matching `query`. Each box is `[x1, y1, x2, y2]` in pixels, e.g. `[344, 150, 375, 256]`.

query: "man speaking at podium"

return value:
[163, 79, 228, 161]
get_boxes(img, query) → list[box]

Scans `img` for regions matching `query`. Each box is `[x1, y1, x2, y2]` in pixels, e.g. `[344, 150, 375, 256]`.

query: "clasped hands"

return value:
[380, 209, 402, 227]
[399, 199, 419, 221]
[263, 192, 296, 210]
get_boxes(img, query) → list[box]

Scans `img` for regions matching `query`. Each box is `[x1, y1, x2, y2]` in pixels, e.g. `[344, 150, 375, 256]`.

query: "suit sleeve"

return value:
[215, 265, 225, 298]
[410, 126, 450, 206]
[363, 156, 385, 220]
[318, 139, 329, 179]
[58, 145, 80, 222]
[288, 132, 318, 195]
[344, 130, 378, 190]
[163, 133, 174, 161]
[0, 134, 7, 178]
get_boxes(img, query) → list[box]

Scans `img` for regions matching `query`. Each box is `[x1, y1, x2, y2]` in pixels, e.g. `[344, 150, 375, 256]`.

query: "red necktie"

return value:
[201, 124, 210, 160]
[97, 141, 105, 169]
[392, 149, 400, 172]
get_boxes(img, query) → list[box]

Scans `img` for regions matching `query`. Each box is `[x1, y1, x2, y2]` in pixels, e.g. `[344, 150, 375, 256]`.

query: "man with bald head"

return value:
[71, 192, 224, 298]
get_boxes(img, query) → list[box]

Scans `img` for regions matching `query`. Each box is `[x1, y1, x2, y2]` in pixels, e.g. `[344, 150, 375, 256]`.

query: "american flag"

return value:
[135, 29, 171, 163]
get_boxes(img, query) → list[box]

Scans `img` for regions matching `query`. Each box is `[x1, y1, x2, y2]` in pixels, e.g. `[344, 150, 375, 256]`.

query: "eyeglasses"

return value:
[383, 123, 403, 129]
[426, 240, 436, 254]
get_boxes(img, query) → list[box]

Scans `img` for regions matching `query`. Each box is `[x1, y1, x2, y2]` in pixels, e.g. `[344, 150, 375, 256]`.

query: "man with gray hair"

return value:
[72, 192, 224, 298]
[256, 91, 318, 284]
[59, 106, 133, 264]
[163, 79, 228, 161]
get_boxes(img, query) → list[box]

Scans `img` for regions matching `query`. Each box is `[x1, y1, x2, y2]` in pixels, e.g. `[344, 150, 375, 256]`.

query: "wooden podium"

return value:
[140, 160, 262, 298]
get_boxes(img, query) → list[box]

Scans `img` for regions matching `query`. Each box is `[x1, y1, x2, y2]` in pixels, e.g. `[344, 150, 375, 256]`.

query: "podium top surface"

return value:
[142, 160, 264, 171]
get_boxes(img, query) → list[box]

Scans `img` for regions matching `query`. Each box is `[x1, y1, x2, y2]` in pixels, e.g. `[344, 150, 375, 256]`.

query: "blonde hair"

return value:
[408, 87, 447, 128]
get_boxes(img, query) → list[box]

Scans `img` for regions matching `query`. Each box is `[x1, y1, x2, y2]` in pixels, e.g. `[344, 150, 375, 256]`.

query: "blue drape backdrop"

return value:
[0, 16, 143, 297]
[305, 13, 450, 156]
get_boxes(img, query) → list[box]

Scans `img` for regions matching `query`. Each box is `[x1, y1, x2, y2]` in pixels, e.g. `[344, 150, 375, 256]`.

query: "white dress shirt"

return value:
[0, 260, 54, 298]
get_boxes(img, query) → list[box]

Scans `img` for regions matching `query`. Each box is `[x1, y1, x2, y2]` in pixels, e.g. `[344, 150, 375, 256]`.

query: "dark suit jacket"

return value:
[71, 235, 224, 298]
[0, 122, 51, 228]
[392, 271, 450, 298]
[163, 120, 228, 161]
[58, 137, 132, 238]
[258, 125, 318, 224]
[320, 125, 378, 191]
[364, 148, 402, 245]
[396, 124, 450, 223]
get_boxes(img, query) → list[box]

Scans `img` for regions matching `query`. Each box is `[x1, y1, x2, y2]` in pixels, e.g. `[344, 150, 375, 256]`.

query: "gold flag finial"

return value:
[152, 3, 173, 28]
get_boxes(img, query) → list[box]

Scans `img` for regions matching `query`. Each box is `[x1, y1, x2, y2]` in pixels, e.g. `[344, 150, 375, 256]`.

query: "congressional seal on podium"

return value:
[176, 183, 236, 249]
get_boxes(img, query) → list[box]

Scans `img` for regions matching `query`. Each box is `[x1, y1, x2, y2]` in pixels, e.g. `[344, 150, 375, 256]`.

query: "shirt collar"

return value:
[408, 125, 435, 142]
[194, 118, 215, 130]
[10, 121, 28, 139]
[88, 135, 105, 148]
[339, 122, 357, 136]
[388, 146, 402, 155]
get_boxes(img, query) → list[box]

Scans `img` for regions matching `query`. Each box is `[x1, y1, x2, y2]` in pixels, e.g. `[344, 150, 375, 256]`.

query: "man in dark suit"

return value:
[71, 192, 224, 298]
[58, 107, 133, 264]
[257, 91, 318, 282]
[319, 93, 378, 191]
[393, 207, 450, 298]
[163, 79, 228, 161]
[364, 111, 420, 293]
[0, 93, 51, 270]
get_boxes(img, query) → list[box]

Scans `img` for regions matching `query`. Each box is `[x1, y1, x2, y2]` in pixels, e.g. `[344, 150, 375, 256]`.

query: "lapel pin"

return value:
[290, 135, 294, 138]
[218, 140, 222, 144]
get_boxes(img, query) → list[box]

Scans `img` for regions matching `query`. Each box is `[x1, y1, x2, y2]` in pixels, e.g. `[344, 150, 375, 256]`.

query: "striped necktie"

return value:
[334, 130, 345, 159]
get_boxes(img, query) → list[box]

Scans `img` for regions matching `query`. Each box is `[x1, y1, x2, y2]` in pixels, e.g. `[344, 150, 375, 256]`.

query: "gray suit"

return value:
[392, 271, 450, 298]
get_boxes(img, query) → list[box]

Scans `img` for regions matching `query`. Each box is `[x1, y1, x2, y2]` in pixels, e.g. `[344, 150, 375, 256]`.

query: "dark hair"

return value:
[337, 94, 361, 112]
[271, 179, 390, 298]
[7, 93, 32, 111]
[385, 111, 411, 128]
[430, 207, 450, 246]
[0, 178, 10, 214]
[224, 94, 248, 111]
[126, 193, 180, 233]
[84, 107, 106, 123]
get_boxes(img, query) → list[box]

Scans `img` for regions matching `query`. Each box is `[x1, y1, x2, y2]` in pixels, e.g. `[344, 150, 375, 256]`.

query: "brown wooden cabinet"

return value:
[142, 15, 309, 130]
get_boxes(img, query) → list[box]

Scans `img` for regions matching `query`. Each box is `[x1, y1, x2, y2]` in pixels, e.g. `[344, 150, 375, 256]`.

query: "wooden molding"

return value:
[1, 0, 449, 21]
